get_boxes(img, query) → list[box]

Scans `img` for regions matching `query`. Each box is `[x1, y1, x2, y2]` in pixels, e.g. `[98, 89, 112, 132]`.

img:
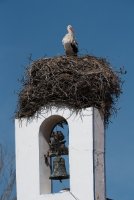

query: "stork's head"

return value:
[67, 25, 74, 33]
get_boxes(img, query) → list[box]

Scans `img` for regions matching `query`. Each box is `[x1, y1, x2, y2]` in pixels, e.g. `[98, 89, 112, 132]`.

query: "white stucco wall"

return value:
[15, 107, 105, 200]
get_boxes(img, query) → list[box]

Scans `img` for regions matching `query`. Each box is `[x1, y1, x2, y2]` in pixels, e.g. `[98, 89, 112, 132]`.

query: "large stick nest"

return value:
[16, 55, 122, 125]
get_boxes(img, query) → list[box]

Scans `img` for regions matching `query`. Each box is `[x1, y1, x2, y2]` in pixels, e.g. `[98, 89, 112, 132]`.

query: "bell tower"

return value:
[15, 107, 105, 200]
[15, 56, 121, 200]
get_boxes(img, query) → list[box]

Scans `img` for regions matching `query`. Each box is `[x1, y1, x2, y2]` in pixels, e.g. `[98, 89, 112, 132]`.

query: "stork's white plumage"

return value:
[62, 25, 78, 56]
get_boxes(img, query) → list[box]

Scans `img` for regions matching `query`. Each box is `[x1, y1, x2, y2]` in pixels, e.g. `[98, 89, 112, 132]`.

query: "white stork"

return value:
[62, 25, 78, 56]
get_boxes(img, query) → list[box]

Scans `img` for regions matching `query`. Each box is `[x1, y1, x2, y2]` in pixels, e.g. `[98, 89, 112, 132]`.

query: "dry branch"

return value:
[0, 144, 16, 200]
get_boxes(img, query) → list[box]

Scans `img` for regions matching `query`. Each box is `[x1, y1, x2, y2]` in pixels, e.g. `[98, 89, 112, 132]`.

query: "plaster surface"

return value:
[15, 107, 105, 200]
[93, 108, 106, 200]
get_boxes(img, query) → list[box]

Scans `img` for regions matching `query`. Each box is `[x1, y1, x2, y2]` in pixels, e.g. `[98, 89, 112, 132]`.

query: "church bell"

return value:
[49, 156, 69, 180]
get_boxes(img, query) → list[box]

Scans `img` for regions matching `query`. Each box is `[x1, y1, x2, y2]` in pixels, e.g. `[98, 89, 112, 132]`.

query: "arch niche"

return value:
[39, 115, 69, 194]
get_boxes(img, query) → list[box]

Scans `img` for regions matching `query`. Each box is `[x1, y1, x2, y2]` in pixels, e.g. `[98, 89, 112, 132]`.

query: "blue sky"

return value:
[0, 0, 134, 199]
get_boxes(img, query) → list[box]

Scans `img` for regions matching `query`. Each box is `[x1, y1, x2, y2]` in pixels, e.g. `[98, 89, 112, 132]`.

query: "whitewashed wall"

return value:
[15, 107, 105, 200]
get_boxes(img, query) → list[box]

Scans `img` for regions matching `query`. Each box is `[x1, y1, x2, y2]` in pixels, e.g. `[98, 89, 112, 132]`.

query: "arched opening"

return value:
[39, 115, 69, 194]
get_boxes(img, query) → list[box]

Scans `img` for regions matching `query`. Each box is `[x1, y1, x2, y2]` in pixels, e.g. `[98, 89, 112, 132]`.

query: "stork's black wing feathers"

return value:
[71, 42, 78, 54]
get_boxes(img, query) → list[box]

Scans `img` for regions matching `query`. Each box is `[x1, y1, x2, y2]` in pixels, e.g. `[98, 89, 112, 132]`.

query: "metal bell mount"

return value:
[48, 131, 68, 157]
